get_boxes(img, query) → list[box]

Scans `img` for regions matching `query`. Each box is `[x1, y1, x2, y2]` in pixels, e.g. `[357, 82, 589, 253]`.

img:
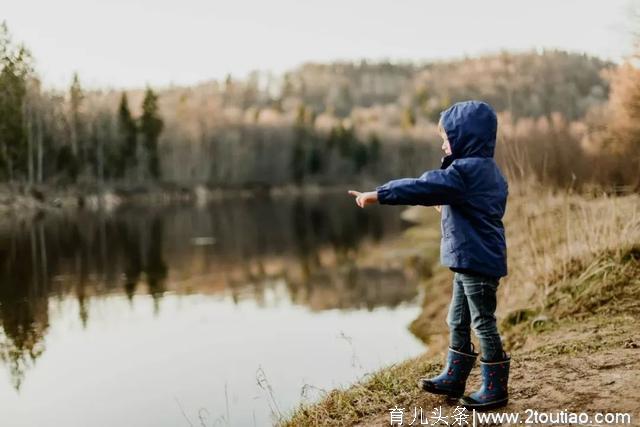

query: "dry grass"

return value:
[500, 179, 640, 316]
[279, 181, 640, 426]
[502, 244, 640, 351]
[278, 355, 439, 427]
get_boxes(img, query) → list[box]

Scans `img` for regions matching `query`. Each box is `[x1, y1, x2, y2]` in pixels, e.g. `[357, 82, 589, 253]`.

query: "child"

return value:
[348, 100, 510, 410]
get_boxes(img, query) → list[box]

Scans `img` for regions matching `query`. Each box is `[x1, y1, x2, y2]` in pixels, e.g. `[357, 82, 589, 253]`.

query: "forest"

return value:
[1, 20, 638, 193]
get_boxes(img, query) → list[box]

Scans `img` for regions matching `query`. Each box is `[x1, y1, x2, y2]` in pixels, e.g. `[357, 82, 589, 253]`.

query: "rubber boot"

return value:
[459, 351, 510, 410]
[418, 344, 478, 398]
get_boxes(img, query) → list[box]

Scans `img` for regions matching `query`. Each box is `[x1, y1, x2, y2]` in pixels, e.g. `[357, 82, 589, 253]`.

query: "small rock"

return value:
[530, 315, 549, 329]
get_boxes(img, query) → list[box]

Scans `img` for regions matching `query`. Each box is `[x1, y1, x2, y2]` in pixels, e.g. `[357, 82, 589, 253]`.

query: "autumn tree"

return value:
[585, 62, 640, 189]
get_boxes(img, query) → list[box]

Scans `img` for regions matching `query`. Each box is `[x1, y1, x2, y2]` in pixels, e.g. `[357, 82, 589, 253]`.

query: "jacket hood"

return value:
[439, 101, 497, 168]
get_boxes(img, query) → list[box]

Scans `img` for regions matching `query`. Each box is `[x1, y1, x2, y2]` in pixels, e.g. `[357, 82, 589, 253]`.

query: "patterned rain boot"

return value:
[418, 344, 478, 398]
[459, 351, 510, 410]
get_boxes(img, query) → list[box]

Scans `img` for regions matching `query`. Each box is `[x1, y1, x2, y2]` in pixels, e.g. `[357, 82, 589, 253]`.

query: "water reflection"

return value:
[0, 193, 416, 390]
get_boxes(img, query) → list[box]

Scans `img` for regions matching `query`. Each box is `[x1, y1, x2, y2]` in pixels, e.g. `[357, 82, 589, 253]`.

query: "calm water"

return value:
[0, 193, 426, 426]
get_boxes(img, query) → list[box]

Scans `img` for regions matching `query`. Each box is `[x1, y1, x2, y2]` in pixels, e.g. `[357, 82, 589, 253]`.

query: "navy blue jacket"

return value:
[376, 101, 508, 278]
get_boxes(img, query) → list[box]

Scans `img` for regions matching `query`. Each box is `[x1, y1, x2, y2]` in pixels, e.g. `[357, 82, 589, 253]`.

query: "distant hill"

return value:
[280, 50, 612, 120]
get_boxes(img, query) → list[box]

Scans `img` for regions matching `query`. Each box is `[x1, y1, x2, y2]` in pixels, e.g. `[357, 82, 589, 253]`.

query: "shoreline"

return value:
[0, 182, 366, 219]
[280, 184, 640, 426]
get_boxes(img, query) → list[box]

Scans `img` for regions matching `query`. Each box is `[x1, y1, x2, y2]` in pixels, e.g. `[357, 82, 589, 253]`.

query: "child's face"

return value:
[439, 128, 452, 155]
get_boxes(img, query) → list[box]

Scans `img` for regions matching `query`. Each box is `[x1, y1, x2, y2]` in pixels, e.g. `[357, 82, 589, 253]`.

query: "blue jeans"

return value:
[447, 272, 504, 361]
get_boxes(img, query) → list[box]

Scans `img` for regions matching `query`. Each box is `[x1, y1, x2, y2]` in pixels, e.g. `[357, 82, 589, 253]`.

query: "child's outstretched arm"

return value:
[348, 190, 378, 208]
[375, 165, 466, 206]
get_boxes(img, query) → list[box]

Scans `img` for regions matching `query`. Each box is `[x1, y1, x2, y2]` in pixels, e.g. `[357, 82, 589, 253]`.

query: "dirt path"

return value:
[355, 313, 640, 426]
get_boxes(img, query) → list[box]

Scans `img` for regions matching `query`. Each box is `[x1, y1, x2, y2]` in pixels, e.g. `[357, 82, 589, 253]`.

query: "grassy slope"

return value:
[280, 183, 640, 426]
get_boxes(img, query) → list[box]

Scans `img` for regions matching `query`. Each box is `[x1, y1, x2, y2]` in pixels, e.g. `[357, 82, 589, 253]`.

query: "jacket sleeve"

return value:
[375, 164, 466, 206]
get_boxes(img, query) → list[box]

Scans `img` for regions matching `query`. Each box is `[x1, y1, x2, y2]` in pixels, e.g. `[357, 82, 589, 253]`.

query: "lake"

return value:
[0, 192, 426, 426]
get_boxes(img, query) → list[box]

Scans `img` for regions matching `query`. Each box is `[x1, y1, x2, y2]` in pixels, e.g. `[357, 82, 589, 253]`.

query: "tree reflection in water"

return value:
[0, 193, 417, 389]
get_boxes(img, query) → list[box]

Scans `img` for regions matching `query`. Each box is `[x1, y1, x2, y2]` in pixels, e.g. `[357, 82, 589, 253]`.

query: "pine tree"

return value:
[139, 87, 164, 180]
[69, 72, 83, 159]
[291, 105, 307, 183]
[116, 92, 137, 179]
[0, 21, 32, 181]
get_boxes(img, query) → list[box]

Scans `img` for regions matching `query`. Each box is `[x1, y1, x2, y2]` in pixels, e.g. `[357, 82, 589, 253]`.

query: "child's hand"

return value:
[348, 190, 378, 208]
